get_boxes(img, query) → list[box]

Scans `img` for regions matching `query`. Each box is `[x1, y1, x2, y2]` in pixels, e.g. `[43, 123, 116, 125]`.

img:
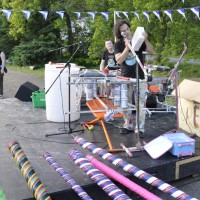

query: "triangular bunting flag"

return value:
[191, 7, 200, 19]
[123, 12, 129, 20]
[132, 11, 140, 20]
[115, 11, 122, 18]
[56, 11, 65, 19]
[22, 10, 31, 20]
[100, 12, 109, 21]
[2, 9, 12, 20]
[87, 12, 95, 21]
[39, 11, 48, 20]
[182, 0, 184, 3]
[74, 12, 81, 19]
[164, 10, 173, 21]
[177, 8, 186, 20]
[142, 11, 150, 22]
[153, 11, 161, 21]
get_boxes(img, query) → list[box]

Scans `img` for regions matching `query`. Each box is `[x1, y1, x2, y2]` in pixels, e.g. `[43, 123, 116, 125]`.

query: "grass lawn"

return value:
[0, 186, 6, 200]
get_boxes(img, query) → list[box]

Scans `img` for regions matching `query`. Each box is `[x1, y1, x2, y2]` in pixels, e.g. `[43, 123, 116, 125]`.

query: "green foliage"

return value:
[0, 15, 19, 57]
[10, 40, 57, 67]
[0, 0, 200, 68]
[0, 186, 6, 200]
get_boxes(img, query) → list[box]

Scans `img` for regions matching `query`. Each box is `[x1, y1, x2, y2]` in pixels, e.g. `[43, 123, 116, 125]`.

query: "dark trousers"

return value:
[0, 73, 4, 95]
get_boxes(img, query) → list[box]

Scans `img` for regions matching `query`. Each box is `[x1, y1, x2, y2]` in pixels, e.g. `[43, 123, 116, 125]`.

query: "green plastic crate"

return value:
[31, 91, 46, 108]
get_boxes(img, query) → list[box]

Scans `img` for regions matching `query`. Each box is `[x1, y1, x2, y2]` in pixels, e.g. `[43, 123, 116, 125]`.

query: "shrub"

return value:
[10, 40, 57, 67]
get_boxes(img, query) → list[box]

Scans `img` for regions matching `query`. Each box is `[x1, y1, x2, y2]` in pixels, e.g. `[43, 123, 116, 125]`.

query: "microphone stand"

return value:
[126, 42, 147, 145]
[121, 32, 147, 144]
[166, 44, 187, 131]
[135, 61, 141, 143]
[45, 43, 84, 137]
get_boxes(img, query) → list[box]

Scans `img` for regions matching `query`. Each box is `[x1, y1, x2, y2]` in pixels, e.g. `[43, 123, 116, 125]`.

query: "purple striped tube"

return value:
[68, 148, 132, 200]
[74, 136, 198, 200]
[43, 152, 93, 200]
[86, 155, 162, 200]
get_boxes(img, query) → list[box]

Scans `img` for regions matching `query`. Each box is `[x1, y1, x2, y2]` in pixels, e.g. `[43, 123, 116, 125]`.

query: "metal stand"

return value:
[135, 62, 140, 140]
[146, 45, 187, 119]
[45, 43, 84, 137]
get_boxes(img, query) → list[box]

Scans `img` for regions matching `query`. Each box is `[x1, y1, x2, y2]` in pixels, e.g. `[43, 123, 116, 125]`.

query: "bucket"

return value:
[112, 84, 121, 107]
[45, 63, 80, 122]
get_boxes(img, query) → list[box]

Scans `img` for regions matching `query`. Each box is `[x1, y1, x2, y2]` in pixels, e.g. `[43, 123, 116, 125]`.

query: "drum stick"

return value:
[94, 96, 109, 110]
[120, 143, 133, 157]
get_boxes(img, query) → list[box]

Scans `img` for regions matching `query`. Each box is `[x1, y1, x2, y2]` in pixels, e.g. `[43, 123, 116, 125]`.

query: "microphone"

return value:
[121, 31, 126, 38]
[79, 41, 88, 53]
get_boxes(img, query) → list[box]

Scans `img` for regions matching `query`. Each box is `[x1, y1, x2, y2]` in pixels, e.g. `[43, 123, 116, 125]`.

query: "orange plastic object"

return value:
[84, 98, 123, 152]
[149, 85, 159, 93]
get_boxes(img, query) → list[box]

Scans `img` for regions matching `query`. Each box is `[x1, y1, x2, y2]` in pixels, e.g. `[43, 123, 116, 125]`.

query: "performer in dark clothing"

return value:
[100, 39, 116, 70]
[114, 20, 153, 137]
[100, 39, 120, 73]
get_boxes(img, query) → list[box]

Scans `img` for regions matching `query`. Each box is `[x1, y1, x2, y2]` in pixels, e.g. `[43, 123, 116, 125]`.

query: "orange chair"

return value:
[83, 97, 124, 152]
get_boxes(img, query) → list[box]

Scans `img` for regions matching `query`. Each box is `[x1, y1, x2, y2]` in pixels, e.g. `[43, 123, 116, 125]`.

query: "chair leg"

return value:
[100, 119, 114, 151]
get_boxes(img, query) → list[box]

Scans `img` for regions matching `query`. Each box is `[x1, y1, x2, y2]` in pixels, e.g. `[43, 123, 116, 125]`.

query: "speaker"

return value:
[15, 81, 39, 101]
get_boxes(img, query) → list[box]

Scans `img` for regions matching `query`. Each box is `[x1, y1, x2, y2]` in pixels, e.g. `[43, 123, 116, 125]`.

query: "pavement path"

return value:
[3, 68, 44, 98]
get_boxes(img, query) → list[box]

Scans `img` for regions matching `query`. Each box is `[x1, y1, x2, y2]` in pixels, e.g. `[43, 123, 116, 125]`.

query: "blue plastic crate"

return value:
[164, 132, 195, 157]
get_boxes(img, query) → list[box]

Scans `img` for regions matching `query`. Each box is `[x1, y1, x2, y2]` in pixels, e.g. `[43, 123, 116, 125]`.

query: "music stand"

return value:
[45, 43, 84, 137]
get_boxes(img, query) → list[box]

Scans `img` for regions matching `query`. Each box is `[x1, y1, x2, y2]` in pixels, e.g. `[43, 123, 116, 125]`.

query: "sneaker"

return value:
[0, 95, 3, 99]
[120, 128, 134, 134]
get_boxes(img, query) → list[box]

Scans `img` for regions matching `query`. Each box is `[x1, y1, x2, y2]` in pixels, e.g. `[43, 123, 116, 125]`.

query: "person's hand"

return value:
[1, 69, 4, 74]
[142, 32, 148, 40]
[124, 38, 131, 49]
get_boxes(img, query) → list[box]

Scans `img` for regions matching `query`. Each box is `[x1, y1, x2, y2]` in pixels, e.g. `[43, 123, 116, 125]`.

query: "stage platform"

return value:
[1, 98, 200, 200]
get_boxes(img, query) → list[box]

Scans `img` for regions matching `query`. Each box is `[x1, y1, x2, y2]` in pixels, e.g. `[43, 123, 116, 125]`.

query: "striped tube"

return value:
[8, 141, 51, 200]
[74, 136, 198, 200]
[86, 155, 162, 200]
[43, 152, 93, 200]
[68, 148, 132, 200]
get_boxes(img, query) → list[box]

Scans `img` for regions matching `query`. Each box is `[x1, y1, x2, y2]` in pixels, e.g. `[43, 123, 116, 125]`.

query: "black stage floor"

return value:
[1, 98, 200, 200]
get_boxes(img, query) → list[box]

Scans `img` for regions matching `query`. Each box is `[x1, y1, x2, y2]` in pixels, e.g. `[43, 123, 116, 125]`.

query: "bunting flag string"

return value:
[190, 7, 200, 19]
[2, 9, 12, 20]
[100, 12, 109, 21]
[153, 11, 161, 21]
[87, 12, 95, 21]
[115, 11, 122, 18]
[56, 11, 65, 19]
[142, 11, 150, 22]
[177, 8, 187, 20]
[1, 5, 199, 22]
[132, 11, 140, 20]
[22, 10, 31, 20]
[123, 12, 129, 20]
[164, 10, 173, 21]
[39, 11, 48, 20]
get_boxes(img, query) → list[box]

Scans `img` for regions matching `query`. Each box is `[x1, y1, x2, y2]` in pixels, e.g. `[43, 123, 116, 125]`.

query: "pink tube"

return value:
[86, 155, 162, 200]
